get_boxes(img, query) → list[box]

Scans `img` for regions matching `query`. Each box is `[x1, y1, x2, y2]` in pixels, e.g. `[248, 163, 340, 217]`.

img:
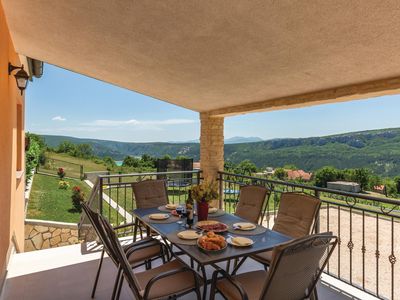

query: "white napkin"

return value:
[232, 237, 253, 246]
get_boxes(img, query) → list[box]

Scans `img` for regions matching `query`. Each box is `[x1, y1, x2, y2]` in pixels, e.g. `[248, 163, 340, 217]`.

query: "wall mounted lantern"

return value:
[8, 63, 29, 95]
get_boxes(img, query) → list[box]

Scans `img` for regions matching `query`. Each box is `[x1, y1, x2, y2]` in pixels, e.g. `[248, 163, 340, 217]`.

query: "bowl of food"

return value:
[195, 220, 228, 233]
[197, 231, 227, 253]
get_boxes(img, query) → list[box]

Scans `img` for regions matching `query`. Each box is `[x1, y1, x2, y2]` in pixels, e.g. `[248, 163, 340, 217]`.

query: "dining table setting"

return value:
[132, 204, 291, 299]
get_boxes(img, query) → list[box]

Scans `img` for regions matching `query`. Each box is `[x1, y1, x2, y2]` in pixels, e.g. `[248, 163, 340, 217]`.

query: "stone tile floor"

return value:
[1, 242, 378, 300]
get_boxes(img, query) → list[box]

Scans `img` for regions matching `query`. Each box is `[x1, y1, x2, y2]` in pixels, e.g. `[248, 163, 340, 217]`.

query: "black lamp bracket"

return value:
[8, 63, 24, 75]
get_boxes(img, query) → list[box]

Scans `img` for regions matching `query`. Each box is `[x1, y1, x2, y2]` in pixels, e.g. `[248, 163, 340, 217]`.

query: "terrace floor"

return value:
[1, 240, 379, 300]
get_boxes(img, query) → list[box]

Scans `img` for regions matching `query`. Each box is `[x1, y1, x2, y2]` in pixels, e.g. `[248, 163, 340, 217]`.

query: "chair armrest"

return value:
[113, 222, 136, 230]
[143, 266, 199, 299]
[211, 269, 249, 300]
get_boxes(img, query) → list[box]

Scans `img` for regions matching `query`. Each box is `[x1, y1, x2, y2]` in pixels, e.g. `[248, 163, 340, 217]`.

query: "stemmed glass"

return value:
[176, 205, 184, 225]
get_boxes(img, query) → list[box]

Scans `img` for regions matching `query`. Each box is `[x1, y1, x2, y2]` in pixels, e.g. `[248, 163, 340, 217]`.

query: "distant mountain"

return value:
[225, 136, 263, 144]
[41, 127, 400, 177]
[168, 136, 263, 144]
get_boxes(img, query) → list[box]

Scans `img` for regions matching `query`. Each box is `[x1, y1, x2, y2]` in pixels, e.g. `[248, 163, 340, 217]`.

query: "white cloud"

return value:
[81, 118, 196, 127]
[52, 116, 66, 121]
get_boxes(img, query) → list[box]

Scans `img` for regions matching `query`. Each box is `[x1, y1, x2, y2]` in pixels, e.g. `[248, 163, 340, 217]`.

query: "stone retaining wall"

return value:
[24, 219, 80, 252]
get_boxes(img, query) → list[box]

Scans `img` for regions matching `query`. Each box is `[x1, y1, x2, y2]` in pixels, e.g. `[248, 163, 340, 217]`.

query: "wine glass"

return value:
[176, 205, 184, 224]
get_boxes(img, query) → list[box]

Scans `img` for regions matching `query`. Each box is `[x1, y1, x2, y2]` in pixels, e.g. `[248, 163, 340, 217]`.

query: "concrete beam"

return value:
[208, 76, 400, 117]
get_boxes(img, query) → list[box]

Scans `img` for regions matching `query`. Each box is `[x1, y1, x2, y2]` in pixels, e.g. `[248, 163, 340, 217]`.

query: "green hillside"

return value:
[41, 127, 400, 177]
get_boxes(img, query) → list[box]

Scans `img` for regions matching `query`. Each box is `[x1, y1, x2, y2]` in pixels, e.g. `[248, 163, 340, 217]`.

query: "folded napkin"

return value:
[232, 237, 253, 246]
[166, 203, 178, 209]
[149, 213, 169, 220]
[177, 230, 200, 240]
[233, 222, 256, 230]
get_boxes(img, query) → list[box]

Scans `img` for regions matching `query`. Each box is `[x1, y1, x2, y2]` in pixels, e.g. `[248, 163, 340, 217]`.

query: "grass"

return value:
[27, 173, 91, 223]
[27, 173, 122, 224]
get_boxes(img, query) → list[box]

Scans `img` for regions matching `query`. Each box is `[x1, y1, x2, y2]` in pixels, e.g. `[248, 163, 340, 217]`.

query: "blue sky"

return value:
[26, 64, 400, 142]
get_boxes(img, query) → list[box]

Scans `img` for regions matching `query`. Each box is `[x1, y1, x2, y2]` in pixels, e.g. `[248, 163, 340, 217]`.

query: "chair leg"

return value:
[91, 248, 105, 298]
[133, 219, 139, 242]
[195, 287, 202, 300]
[111, 268, 122, 300]
[115, 270, 124, 300]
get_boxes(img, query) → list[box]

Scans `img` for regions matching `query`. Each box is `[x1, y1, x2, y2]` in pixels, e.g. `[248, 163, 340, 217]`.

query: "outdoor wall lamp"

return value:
[8, 63, 29, 95]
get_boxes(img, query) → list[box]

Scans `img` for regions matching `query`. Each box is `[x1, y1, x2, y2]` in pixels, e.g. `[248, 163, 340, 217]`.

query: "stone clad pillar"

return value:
[200, 112, 224, 183]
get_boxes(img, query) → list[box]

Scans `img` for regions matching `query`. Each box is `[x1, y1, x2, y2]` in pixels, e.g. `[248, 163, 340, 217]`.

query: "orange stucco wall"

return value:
[0, 2, 25, 285]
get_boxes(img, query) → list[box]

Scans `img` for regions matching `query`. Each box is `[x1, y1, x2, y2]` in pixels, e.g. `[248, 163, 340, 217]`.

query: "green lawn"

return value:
[27, 173, 122, 224]
[27, 173, 91, 223]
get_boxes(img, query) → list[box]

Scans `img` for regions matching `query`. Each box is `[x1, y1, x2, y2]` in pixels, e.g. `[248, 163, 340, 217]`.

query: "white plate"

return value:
[149, 213, 170, 220]
[232, 222, 257, 231]
[227, 236, 254, 247]
[177, 230, 202, 240]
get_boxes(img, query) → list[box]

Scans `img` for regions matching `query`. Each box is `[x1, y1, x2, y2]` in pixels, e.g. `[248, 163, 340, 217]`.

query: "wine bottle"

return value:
[186, 190, 194, 227]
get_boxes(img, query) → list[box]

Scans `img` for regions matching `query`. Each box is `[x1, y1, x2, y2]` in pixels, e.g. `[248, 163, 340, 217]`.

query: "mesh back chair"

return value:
[235, 185, 271, 225]
[251, 192, 321, 267]
[81, 202, 167, 299]
[98, 213, 202, 300]
[210, 233, 338, 300]
[132, 179, 169, 241]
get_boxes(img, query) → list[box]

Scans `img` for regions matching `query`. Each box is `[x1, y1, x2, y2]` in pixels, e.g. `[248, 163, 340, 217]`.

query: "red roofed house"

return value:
[286, 169, 313, 181]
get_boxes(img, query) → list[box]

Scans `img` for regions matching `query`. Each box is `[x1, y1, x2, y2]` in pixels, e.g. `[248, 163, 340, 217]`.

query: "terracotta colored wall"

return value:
[0, 2, 25, 285]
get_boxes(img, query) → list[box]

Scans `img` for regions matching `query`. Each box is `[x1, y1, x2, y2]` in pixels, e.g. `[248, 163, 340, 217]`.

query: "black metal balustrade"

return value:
[79, 170, 201, 240]
[80, 170, 399, 299]
[218, 171, 399, 300]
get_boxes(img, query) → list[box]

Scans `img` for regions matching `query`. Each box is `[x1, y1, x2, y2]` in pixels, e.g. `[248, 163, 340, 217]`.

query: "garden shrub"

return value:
[71, 186, 85, 212]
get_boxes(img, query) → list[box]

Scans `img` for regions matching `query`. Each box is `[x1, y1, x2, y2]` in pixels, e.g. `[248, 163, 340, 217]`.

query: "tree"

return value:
[103, 156, 116, 167]
[314, 166, 339, 187]
[274, 168, 288, 180]
[72, 143, 93, 158]
[123, 156, 140, 167]
[57, 141, 75, 154]
[235, 160, 257, 175]
[161, 154, 172, 160]
[283, 164, 297, 170]
[353, 168, 370, 191]
[224, 161, 236, 172]
[394, 176, 400, 194]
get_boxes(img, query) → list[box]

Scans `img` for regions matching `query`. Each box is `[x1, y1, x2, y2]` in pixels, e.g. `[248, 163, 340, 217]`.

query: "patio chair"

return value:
[250, 192, 321, 268]
[227, 185, 270, 272]
[98, 213, 202, 300]
[234, 185, 271, 225]
[210, 233, 338, 300]
[81, 202, 168, 299]
[132, 179, 169, 241]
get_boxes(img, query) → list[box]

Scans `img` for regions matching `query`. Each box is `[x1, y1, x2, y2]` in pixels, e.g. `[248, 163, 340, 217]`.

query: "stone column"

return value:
[200, 113, 224, 207]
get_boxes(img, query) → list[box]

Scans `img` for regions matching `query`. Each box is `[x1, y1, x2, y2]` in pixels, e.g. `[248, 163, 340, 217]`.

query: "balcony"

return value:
[2, 238, 370, 300]
[3, 170, 394, 299]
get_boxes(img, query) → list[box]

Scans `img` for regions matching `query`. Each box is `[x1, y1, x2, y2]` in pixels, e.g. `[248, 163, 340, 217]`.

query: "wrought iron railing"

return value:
[80, 169, 399, 299]
[218, 171, 400, 300]
[79, 170, 201, 239]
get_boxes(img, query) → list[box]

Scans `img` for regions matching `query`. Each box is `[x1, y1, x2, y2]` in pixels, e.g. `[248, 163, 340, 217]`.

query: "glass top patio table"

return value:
[132, 207, 291, 265]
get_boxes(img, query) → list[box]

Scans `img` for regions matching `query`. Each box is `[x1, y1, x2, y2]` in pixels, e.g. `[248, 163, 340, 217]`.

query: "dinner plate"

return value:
[227, 236, 254, 247]
[232, 222, 257, 231]
[196, 221, 228, 233]
[149, 213, 170, 220]
[177, 230, 202, 240]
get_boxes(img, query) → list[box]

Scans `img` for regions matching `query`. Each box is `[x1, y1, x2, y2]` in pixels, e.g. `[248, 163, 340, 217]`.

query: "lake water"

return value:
[115, 160, 123, 166]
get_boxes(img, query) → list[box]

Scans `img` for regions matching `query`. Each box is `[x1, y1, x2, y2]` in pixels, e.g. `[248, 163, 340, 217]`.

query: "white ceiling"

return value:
[3, 0, 400, 114]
